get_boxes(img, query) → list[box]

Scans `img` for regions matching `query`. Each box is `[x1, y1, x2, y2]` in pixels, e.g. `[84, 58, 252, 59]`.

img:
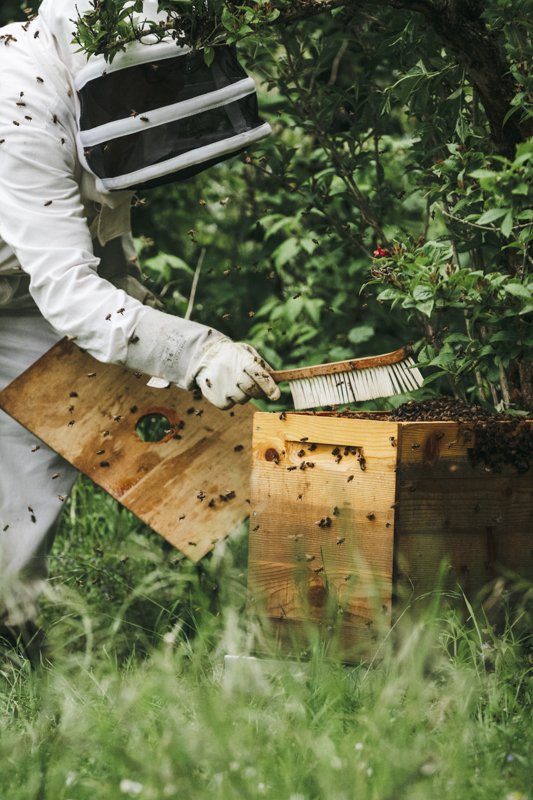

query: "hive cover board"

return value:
[0, 339, 254, 562]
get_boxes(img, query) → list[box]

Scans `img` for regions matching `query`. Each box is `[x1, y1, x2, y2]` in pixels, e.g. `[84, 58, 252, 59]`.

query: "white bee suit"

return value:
[0, 1, 279, 624]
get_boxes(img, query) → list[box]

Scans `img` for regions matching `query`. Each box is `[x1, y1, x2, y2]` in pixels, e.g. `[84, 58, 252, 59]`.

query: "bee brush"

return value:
[269, 346, 423, 410]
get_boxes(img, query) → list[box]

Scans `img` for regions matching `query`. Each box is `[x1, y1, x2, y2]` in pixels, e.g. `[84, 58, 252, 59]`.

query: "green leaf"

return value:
[347, 325, 375, 345]
[272, 237, 300, 269]
[504, 283, 532, 300]
[204, 47, 215, 67]
[500, 211, 514, 238]
[477, 207, 509, 225]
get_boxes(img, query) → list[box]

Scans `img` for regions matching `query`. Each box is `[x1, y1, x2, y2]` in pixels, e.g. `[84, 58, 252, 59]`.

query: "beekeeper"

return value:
[0, 0, 279, 642]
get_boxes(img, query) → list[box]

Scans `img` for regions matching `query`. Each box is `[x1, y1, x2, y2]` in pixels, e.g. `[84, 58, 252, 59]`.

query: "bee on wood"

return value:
[197, 491, 206, 501]
[87, 372, 96, 378]
[219, 490, 236, 502]
[44, 200, 53, 206]
[51, 473, 60, 480]
[96, 449, 105, 456]
[234, 444, 244, 452]
[36, 76, 44, 83]
[69, 391, 78, 398]
[31, 445, 40, 453]
[279, 411, 287, 421]
[317, 516, 332, 528]
[336, 537, 345, 545]
[366, 512, 375, 521]
[140, 116, 149, 122]
[117, 308, 125, 315]
[347, 475, 354, 483]
[67, 420, 75, 428]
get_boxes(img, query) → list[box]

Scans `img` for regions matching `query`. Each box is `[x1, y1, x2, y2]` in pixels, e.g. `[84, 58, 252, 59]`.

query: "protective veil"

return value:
[0, 1, 278, 624]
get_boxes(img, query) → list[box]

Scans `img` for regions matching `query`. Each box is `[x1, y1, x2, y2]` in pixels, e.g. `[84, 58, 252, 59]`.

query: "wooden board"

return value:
[0, 338, 255, 561]
[247, 412, 399, 660]
[394, 420, 533, 605]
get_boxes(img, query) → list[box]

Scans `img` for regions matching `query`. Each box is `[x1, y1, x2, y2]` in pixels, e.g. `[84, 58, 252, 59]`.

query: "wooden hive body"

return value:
[248, 412, 533, 660]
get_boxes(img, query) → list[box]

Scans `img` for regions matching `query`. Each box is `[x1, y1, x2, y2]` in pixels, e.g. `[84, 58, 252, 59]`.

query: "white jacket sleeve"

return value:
[0, 41, 149, 365]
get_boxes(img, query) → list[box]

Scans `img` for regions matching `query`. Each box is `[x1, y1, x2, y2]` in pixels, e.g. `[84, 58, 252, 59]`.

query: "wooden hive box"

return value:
[248, 412, 533, 661]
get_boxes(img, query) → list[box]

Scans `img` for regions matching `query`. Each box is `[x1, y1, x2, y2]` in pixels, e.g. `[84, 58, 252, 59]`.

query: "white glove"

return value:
[124, 307, 280, 409]
[189, 337, 281, 409]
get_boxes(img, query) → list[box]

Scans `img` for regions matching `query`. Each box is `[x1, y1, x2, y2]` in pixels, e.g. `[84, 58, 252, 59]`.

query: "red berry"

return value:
[373, 246, 389, 258]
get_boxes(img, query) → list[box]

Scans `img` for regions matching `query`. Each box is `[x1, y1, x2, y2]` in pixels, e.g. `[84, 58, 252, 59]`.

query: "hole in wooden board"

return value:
[136, 412, 172, 443]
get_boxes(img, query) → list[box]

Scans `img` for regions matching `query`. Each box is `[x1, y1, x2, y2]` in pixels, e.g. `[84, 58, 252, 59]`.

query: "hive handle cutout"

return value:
[135, 406, 182, 443]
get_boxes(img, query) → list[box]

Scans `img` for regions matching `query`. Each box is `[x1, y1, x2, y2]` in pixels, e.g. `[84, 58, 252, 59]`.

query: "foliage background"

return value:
[2, 0, 532, 410]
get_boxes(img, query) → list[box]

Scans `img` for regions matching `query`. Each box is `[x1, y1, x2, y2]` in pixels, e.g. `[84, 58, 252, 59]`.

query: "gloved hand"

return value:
[189, 337, 281, 409]
[124, 307, 280, 409]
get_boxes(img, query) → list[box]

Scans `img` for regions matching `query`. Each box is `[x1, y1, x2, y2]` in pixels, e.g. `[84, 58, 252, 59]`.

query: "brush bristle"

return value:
[289, 357, 424, 410]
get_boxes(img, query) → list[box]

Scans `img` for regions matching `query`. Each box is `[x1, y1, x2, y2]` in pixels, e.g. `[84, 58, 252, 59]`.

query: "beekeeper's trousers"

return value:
[0, 314, 78, 625]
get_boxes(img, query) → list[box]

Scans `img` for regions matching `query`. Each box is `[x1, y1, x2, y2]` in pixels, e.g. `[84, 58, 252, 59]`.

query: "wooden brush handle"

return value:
[270, 346, 411, 383]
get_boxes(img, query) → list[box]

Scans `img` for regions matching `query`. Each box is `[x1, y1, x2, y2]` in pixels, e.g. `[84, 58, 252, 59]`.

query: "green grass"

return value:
[0, 477, 531, 800]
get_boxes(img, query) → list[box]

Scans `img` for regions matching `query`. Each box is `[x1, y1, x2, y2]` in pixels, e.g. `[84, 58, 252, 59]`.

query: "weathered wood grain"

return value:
[0, 338, 254, 561]
[248, 413, 532, 661]
[248, 412, 398, 659]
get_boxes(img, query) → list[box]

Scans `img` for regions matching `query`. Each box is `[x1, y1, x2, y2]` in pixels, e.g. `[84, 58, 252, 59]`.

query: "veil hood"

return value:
[37, 0, 271, 193]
